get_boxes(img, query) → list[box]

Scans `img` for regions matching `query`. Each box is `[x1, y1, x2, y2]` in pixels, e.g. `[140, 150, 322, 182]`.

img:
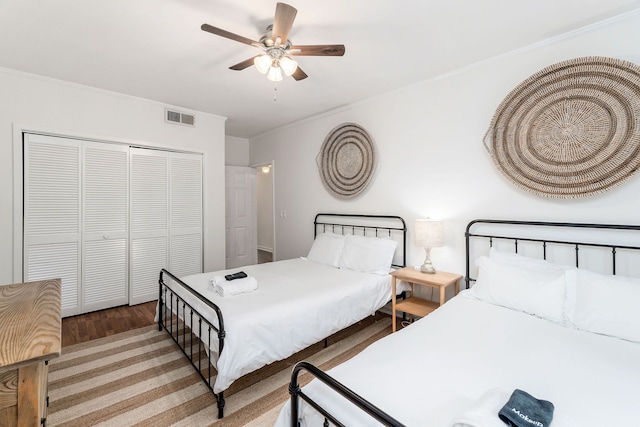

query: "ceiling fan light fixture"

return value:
[267, 65, 283, 82]
[254, 54, 272, 74]
[202, 2, 346, 83]
[280, 56, 298, 76]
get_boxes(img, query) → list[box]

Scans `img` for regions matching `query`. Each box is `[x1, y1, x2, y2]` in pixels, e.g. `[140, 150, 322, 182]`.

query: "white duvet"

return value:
[161, 258, 400, 394]
[275, 291, 640, 426]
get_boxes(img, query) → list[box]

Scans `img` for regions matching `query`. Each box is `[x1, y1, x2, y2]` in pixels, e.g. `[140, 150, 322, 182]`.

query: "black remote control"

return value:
[224, 271, 248, 281]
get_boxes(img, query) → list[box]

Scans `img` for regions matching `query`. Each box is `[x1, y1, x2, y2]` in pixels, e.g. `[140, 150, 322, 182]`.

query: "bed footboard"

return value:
[158, 268, 227, 418]
[288, 361, 406, 427]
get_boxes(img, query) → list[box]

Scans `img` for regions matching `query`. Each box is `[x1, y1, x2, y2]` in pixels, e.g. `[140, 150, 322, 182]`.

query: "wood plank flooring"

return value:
[61, 299, 403, 348]
[62, 251, 264, 346]
[258, 249, 272, 264]
[61, 301, 156, 347]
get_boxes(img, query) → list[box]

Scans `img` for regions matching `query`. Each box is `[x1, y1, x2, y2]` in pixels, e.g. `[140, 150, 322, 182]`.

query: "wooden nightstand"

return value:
[390, 267, 462, 332]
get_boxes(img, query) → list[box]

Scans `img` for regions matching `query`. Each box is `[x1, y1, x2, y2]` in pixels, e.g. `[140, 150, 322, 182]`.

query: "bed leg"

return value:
[324, 338, 328, 348]
[217, 392, 225, 419]
[157, 301, 163, 332]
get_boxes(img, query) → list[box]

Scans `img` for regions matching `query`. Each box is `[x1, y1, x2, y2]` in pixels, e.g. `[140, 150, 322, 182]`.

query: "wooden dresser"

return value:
[0, 279, 61, 427]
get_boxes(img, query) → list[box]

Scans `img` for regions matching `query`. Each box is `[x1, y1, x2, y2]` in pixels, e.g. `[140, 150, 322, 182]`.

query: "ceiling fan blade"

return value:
[292, 67, 308, 81]
[201, 23, 258, 46]
[271, 3, 297, 44]
[229, 56, 259, 71]
[290, 44, 345, 56]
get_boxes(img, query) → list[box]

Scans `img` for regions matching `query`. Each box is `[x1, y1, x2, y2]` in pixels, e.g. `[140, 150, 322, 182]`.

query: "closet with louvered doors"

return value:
[23, 134, 203, 317]
[24, 134, 128, 317]
[128, 148, 203, 305]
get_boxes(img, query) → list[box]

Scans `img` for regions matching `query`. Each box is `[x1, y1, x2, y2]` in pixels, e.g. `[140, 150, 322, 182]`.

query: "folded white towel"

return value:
[450, 388, 572, 427]
[214, 276, 258, 297]
[207, 275, 226, 292]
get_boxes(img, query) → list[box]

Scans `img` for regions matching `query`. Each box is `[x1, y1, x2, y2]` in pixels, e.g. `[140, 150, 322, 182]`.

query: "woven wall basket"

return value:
[317, 122, 376, 199]
[484, 56, 640, 198]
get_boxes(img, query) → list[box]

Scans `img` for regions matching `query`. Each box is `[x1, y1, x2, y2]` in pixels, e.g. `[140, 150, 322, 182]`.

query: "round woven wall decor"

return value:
[484, 56, 640, 198]
[317, 122, 376, 199]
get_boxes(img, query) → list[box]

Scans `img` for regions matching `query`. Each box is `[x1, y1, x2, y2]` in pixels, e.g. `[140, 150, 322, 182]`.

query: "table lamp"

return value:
[415, 219, 444, 274]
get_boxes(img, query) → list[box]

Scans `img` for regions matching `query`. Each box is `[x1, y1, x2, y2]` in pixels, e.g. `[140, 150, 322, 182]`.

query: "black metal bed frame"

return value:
[314, 213, 407, 268]
[157, 213, 407, 419]
[289, 361, 406, 427]
[465, 219, 640, 289]
[287, 218, 640, 427]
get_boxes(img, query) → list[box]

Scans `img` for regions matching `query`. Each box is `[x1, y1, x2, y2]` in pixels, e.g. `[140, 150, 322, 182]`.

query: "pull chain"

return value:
[273, 84, 278, 102]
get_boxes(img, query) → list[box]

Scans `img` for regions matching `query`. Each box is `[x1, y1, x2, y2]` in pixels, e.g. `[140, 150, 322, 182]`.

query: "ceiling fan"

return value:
[201, 2, 345, 82]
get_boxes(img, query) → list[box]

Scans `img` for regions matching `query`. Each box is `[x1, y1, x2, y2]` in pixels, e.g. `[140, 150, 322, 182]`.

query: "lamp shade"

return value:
[415, 219, 444, 248]
[267, 65, 283, 82]
[280, 56, 298, 76]
[254, 55, 272, 74]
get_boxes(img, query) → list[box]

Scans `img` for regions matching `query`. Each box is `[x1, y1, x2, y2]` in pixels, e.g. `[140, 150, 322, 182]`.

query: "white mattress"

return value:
[275, 290, 640, 426]
[162, 258, 400, 394]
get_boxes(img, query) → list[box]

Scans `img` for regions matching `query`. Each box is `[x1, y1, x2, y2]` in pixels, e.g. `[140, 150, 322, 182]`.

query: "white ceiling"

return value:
[2, 0, 640, 139]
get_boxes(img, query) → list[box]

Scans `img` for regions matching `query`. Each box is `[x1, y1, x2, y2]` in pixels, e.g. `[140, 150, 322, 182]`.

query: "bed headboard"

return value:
[465, 219, 640, 289]
[314, 213, 407, 268]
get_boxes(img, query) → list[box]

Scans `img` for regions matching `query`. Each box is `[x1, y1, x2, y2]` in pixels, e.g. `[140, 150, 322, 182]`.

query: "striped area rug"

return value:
[48, 315, 392, 426]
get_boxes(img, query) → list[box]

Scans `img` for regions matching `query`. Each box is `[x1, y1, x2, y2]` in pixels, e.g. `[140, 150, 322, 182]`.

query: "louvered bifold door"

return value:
[24, 134, 82, 317]
[169, 152, 203, 278]
[129, 148, 169, 305]
[82, 142, 129, 312]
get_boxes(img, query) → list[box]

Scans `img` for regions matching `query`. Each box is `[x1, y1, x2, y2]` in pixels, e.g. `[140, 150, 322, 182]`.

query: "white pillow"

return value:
[471, 255, 568, 323]
[339, 234, 397, 275]
[565, 268, 640, 343]
[306, 233, 345, 268]
[489, 248, 572, 273]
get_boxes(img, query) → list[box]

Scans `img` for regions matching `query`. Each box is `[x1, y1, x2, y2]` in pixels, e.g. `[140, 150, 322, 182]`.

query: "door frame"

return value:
[251, 160, 276, 261]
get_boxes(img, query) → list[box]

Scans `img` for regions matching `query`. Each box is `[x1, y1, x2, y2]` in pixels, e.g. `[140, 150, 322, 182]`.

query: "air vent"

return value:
[165, 109, 195, 127]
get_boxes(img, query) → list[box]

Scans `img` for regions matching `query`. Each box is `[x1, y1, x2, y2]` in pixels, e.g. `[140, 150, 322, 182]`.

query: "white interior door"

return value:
[169, 152, 203, 277]
[24, 135, 129, 315]
[24, 134, 82, 317]
[129, 148, 168, 305]
[225, 166, 257, 268]
[24, 136, 203, 313]
[82, 141, 129, 312]
[130, 149, 203, 303]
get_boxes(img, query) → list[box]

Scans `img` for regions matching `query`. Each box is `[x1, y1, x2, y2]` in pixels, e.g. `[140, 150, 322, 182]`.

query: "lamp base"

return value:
[420, 262, 436, 274]
[420, 247, 436, 274]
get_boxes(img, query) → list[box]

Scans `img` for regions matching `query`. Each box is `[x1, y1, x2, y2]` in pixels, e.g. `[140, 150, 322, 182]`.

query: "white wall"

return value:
[1, 69, 227, 285]
[250, 11, 640, 296]
[225, 135, 250, 166]
[256, 167, 274, 253]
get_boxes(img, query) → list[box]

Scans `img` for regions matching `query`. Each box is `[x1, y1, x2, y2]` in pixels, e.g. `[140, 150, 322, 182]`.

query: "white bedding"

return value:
[275, 290, 640, 426]
[161, 257, 404, 394]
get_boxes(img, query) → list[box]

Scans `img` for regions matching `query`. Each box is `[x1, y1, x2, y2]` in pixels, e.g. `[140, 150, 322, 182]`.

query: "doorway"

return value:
[254, 161, 275, 263]
[225, 166, 257, 268]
